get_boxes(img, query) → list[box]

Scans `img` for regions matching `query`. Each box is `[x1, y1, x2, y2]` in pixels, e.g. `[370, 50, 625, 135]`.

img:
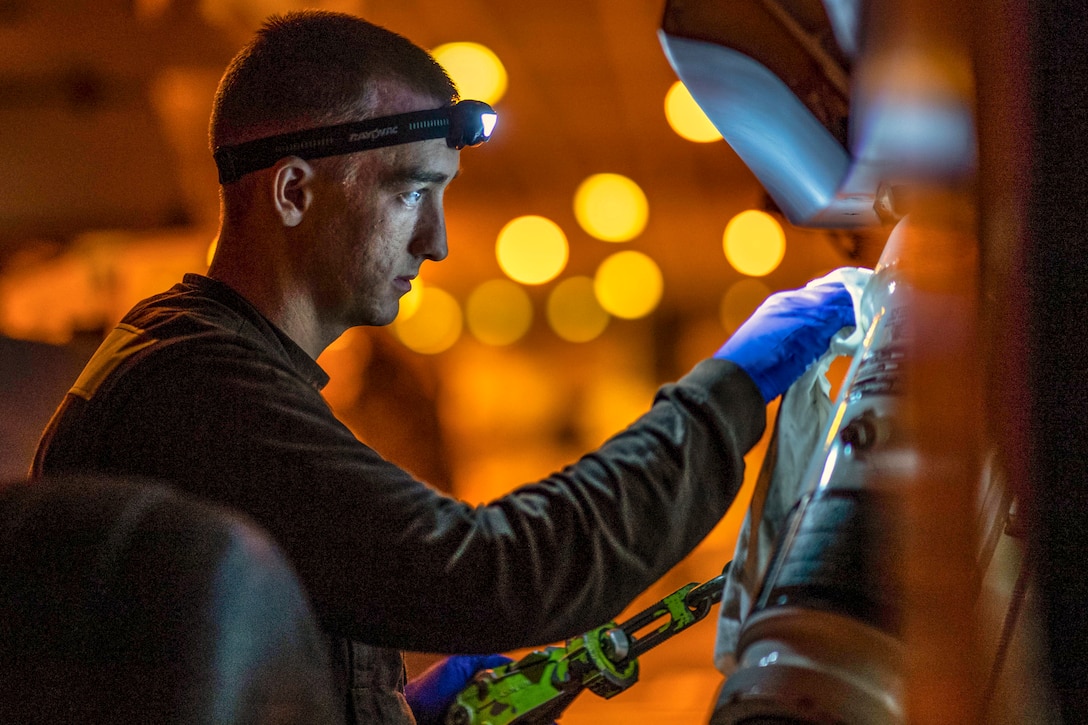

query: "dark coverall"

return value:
[31, 273, 767, 724]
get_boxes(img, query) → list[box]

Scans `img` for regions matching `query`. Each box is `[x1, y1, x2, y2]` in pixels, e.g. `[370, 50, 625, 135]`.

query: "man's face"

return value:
[302, 87, 461, 329]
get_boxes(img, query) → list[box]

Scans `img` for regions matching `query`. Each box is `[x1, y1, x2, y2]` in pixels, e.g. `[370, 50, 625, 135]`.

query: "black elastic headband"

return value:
[213, 100, 498, 184]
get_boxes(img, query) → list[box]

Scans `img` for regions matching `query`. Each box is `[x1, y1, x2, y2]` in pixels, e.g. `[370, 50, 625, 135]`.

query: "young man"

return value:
[31, 10, 855, 725]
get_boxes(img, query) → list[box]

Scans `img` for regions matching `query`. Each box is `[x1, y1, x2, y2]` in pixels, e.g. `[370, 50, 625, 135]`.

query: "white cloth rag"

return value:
[713, 266, 874, 674]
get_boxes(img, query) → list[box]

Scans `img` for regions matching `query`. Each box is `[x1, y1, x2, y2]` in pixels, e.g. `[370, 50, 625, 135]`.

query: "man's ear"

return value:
[271, 157, 314, 228]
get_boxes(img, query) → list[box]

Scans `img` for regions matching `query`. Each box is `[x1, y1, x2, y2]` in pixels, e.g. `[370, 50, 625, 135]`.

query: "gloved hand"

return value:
[715, 280, 856, 402]
[404, 653, 513, 725]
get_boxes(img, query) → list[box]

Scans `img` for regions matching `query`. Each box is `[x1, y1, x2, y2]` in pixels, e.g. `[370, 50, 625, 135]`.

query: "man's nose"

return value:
[410, 201, 448, 262]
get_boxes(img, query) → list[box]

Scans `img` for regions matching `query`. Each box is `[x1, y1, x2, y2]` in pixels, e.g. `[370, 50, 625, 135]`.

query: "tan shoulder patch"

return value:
[69, 323, 158, 401]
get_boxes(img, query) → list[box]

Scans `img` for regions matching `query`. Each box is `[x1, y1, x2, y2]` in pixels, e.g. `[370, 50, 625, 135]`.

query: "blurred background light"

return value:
[573, 173, 649, 242]
[392, 285, 462, 354]
[723, 209, 786, 277]
[431, 41, 508, 105]
[664, 80, 723, 143]
[466, 278, 533, 346]
[399, 278, 425, 320]
[720, 278, 771, 334]
[496, 215, 569, 285]
[546, 276, 610, 343]
[593, 251, 663, 320]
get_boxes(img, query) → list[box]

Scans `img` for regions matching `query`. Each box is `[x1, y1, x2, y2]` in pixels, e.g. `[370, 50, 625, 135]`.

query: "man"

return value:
[31, 10, 855, 725]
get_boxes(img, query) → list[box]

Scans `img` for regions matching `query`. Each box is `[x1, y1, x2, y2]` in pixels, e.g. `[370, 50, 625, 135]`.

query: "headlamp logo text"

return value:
[349, 125, 399, 143]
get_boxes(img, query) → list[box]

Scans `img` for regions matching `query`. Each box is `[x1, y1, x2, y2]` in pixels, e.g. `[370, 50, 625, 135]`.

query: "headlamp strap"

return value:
[213, 109, 455, 184]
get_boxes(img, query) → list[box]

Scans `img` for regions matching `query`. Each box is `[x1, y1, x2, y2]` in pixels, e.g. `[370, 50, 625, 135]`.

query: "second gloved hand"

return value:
[404, 653, 513, 725]
[715, 281, 856, 402]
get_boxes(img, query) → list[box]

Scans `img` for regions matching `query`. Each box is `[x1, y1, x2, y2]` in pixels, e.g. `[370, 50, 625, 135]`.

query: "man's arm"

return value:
[82, 342, 763, 653]
[42, 280, 850, 654]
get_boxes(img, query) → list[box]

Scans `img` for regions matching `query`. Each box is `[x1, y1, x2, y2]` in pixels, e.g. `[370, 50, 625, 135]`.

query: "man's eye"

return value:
[400, 190, 424, 207]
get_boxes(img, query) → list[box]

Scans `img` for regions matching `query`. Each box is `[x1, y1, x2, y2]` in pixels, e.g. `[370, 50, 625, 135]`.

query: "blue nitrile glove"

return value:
[715, 281, 855, 402]
[404, 653, 513, 725]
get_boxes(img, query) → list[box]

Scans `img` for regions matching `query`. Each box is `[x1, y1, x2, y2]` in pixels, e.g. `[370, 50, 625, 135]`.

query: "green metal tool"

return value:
[445, 572, 727, 725]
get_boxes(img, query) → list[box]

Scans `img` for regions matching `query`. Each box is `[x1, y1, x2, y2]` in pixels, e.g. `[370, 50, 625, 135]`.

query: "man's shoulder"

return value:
[116, 275, 328, 390]
[69, 278, 295, 402]
[122, 276, 253, 341]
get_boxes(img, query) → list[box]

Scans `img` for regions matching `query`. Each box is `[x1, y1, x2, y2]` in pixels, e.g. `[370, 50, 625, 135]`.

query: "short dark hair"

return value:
[209, 10, 457, 151]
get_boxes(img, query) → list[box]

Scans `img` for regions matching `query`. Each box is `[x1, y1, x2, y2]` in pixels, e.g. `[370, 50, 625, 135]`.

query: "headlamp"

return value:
[213, 99, 498, 184]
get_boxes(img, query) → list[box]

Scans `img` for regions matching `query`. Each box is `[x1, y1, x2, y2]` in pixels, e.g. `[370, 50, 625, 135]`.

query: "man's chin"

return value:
[374, 304, 400, 327]
[345, 306, 397, 329]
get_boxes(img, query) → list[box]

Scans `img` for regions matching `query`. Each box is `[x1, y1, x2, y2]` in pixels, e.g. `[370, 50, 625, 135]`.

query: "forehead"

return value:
[374, 137, 461, 187]
[345, 81, 461, 182]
